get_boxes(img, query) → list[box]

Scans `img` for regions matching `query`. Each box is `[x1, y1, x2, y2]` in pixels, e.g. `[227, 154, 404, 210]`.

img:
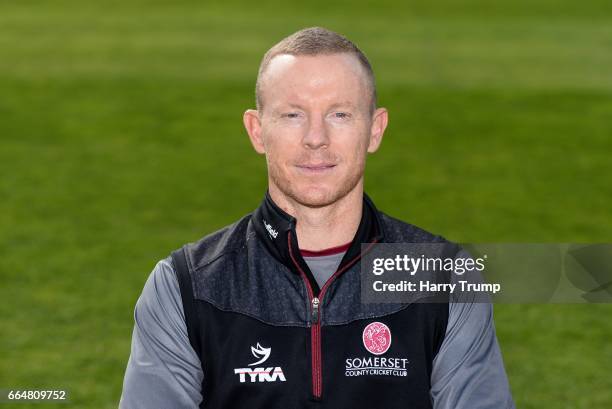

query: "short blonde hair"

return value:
[255, 27, 377, 113]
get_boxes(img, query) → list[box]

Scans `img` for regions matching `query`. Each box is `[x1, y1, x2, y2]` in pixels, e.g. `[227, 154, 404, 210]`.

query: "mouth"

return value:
[295, 163, 337, 174]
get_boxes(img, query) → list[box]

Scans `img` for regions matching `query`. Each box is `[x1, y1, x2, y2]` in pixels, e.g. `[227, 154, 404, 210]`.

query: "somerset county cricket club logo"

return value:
[345, 322, 408, 377]
[363, 321, 392, 355]
[234, 343, 286, 383]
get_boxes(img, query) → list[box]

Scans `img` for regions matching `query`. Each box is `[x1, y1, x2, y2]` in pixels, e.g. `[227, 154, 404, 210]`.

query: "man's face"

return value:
[244, 53, 387, 208]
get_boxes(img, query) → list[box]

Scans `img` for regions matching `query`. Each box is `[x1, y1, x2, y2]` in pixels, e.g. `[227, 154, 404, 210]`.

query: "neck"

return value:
[268, 183, 364, 251]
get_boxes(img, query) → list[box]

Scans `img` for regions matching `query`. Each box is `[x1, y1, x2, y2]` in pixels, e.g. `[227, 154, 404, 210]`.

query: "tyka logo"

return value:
[249, 342, 271, 366]
[234, 342, 286, 383]
[262, 219, 279, 240]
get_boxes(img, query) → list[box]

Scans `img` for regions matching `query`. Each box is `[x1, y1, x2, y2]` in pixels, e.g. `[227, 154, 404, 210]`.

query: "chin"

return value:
[270, 168, 363, 208]
[292, 190, 332, 207]
[289, 184, 347, 208]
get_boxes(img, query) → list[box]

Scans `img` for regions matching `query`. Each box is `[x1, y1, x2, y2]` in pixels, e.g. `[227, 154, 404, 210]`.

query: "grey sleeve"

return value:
[119, 257, 204, 409]
[430, 249, 515, 409]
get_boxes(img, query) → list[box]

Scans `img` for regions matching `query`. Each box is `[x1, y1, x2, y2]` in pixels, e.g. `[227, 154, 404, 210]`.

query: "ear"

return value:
[243, 109, 266, 154]
[367, 107, 388, 153]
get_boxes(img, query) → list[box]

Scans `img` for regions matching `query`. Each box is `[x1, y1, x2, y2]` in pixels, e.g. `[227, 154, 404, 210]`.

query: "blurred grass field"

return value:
[1, 1, 611, 408]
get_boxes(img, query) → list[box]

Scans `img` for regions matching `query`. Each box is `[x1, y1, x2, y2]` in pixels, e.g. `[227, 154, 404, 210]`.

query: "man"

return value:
[120, 27, 515, 408]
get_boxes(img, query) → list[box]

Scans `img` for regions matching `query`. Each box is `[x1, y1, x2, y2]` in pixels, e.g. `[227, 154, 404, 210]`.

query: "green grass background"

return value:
[1, 1, 611, 408]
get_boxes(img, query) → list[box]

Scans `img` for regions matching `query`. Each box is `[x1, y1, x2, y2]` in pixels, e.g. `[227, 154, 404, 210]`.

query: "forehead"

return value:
[260, 53, 370, 109]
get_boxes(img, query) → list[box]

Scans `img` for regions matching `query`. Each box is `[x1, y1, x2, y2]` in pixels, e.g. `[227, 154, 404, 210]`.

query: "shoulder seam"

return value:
[191, 230, 257, 274]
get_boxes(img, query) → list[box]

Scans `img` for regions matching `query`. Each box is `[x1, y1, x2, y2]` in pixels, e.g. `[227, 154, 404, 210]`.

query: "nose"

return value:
[302, 115, 329, 150]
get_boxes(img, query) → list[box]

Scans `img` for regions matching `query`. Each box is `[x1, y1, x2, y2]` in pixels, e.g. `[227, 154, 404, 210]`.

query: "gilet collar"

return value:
[252, 189, 385, 294]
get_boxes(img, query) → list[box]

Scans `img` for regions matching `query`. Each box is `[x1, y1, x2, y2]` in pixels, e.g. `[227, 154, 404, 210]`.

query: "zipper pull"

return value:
[311, 297, 320, 323]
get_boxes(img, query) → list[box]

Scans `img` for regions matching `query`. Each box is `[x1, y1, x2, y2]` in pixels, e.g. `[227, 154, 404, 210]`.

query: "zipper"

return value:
[288, 233, 379, 400]
[311, 297, 321, 398]
[311, 297, 320, 322]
